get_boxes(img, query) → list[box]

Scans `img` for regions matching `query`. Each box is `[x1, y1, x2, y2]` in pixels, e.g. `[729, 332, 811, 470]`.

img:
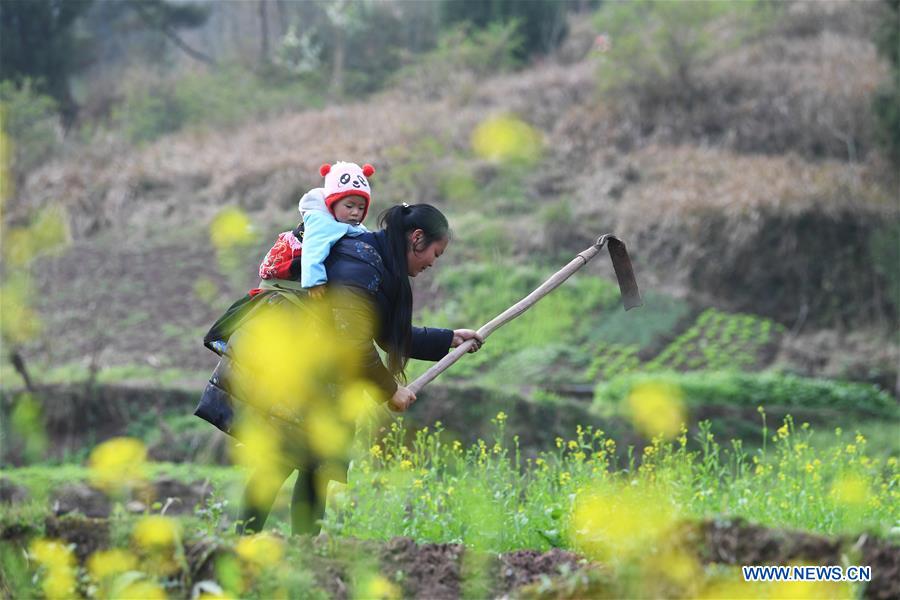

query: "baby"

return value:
[258, 161, 375, 298]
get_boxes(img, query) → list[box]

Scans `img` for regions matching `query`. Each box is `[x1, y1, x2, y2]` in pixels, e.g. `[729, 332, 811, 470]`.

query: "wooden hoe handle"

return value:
[407, 235, 641, 395]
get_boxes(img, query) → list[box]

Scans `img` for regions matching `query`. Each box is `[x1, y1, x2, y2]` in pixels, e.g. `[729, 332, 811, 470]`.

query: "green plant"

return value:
[589, 292, 692, 349]
[646, 308, 784, 372]
[593, 0, 777, 137]
[392, 22, 522, 98]
[114, 65, 322, 143]
[872, 0, 900, 167]
[593, 371, 899, 420]
[0, 79, 59, 182]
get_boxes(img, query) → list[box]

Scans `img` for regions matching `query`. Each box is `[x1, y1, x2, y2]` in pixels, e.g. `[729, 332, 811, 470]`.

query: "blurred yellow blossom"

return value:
[829, 473, 869, 507]
[471, 114, 543, 164]
[569, 481, 678, 560]
[120, 580, 167, 599]
[88, 548, 138, 580]
[235, 532, 284, 568]
[88, 437, 147, 493]
[209, 207, 254, 250]
[625, 381, 686, 440]
[358, 574, 400, 600]
[308, 409, 352, 459]
[30, 539, 74, 570]
[29, 539, 76, 600]
[133, 515, 181, 548]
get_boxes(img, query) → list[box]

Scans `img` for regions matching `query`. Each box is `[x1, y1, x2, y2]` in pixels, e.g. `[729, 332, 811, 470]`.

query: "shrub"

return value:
[594, 371, 899, 419]
[872, 0, 900, 166]
[0, 79, 60, 183]
[440, 0, 568, 58]
[114, 65, 322, 143]
[594, 0, 768, 128]
[392, 22, 522, 100]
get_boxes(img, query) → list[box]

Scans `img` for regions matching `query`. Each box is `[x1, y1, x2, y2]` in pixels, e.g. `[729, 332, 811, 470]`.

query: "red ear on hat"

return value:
[362, 164, 375, 177]
[319, 164, 331, 177]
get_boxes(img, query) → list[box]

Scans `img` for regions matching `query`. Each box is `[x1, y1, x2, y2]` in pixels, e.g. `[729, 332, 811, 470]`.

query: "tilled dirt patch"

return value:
[1, 516, 897, 599]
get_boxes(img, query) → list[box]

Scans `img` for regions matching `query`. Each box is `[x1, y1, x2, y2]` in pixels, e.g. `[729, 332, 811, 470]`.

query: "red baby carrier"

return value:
[258, 223, 304, 281]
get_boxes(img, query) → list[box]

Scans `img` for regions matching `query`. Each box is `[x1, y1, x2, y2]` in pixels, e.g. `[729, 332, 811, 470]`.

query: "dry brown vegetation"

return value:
[8, 0, 897, 380]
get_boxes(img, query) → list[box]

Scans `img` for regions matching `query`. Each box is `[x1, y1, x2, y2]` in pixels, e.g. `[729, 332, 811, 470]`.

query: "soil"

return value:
[1, 513, 897, 599]
[44, 515, 110, 562]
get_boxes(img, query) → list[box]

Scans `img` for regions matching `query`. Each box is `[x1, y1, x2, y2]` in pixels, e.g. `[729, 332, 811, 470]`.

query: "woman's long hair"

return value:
[377, 204, 450, 380]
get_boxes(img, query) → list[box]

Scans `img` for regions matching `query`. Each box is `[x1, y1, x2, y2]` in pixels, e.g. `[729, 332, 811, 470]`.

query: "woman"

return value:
[195, 203, 483, 534]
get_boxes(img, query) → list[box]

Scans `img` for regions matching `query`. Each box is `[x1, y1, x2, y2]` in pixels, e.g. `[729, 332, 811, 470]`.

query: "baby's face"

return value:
[332, 196, 367, 225]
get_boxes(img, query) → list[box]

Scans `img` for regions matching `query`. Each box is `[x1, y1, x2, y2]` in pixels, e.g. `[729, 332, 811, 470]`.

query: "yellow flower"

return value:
[568, 440, 578, 450]
[88, 437, 147, 492]
[452, 440, 462, 452]
[471, 114, 543, 165]
[370, 444, 383, 458]
[42, 569, 76, 600]
[359, 574, 401, 600]
[624, 381, 686, 440]
[495, 411, 507, 423]
[400, 460, 413, 470]
[235, 533, 284, 568]
[30, 539, 74, 570]
[209, 207, 254, 250]
[845, 444, 857, 454]
[776, 424, 789, 439]
[555, 437, 564, 449]
[29, 540, 76, 600]
[88, 548, 137, 580]
[119, 581, 167, 599]
[133, 515, 181, 548]
[569, 482, 677, 560]
[830, 473, 869, 507]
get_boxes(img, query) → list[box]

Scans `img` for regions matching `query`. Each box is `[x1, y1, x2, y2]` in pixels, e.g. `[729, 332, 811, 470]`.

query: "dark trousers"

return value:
[237, 460, 345, 536]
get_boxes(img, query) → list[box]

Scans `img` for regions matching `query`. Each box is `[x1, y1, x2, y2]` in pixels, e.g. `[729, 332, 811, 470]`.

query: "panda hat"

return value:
[319, 161, 375, 221]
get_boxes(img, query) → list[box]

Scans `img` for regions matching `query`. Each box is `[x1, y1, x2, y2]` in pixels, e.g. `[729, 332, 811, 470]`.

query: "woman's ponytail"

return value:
[377, 203, 450, 380]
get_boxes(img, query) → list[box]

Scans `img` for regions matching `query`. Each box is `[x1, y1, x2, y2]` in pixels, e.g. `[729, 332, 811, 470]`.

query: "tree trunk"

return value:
[331, 24, 345, 98]
[259, 0, 270, 66]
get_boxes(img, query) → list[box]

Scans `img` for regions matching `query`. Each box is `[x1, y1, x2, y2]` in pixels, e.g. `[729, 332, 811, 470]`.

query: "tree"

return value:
[873, 0, 900, 167]
[0, 0, 93, 126]
[440, 0, 571, 58]
[0, 0, 211, 127]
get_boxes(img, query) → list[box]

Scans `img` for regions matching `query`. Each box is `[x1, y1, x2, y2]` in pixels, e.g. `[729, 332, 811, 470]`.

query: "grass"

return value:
[1, 414, 896, 599]
[0, 362, 206, 389]
[3, 463, 243, 505]
[330, 416, 899, 548]
[593, 371, 899, 419]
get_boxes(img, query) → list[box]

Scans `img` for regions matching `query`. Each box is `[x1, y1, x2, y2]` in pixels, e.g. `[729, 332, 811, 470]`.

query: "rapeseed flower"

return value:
[88, 437, 147, 493]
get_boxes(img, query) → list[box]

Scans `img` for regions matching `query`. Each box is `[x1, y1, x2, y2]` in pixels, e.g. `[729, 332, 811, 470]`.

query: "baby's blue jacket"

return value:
[298, 188, 368, 289]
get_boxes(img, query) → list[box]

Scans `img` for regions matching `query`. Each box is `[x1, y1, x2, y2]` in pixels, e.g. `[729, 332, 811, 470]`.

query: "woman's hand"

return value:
[451, 329, 484, 353]
[308, 284, 327, 299]
[389, 386, 417, 412]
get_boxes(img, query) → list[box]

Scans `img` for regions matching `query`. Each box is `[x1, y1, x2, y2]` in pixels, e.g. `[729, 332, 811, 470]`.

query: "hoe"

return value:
[407, 234, 643, 395]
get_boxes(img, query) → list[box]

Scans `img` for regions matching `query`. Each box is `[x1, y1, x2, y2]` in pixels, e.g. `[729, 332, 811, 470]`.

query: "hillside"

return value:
[4, 1, 897, 399]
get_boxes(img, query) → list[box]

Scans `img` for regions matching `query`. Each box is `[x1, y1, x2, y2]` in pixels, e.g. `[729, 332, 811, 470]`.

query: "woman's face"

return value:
[406, 230, 449, 277]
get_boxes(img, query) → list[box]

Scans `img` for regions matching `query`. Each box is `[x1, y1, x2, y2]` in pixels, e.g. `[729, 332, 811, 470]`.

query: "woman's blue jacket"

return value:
[195, 230, 453, 434]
